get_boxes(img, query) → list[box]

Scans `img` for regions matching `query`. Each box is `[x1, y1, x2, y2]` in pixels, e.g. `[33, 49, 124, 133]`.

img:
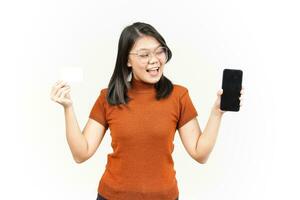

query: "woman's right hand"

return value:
[50, 80, 73, 108]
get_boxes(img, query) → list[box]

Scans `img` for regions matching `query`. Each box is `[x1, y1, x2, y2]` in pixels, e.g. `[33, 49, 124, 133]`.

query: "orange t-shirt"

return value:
[89, 77, 198, 200]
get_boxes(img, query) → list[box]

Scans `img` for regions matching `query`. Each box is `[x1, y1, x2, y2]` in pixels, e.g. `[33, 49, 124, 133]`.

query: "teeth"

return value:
[147, 67, 159, 71]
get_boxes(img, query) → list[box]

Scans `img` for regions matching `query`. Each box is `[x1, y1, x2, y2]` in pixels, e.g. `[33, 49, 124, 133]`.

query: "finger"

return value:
[219, 108, 226, 113]
[56, 81, 68, 89]
[51, 81, 68, 96]
[59, 88, 71, 99]
[51, 81, 62, 97]
[217, 89, 223, 96]
[53, 86, 63, 99]
[56, 88, 71, 103]
[54, 80, 65, 89]
[239, 100, 243, 105]
[55, 80, 68, 89]
[54, 82, 69, 97]
[56, 85, 70, 98]
[240, 89, 245, 95]
[55, 86, 70, 99]
[65, 89, 71, 98]
[55, 80, 63, 85]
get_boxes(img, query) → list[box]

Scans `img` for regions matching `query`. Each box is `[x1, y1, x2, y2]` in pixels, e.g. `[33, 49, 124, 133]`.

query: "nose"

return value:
[148, 53, 159, 65]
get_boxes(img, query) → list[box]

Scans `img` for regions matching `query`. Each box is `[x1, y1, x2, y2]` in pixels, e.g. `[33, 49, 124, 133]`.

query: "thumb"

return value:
[217, 89, 223, 96]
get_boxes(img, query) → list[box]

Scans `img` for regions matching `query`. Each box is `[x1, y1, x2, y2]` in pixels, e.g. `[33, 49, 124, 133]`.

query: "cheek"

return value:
[134, 62, 147, 70]
[132, 65, 146, 75]
[159, 65, 165, 73]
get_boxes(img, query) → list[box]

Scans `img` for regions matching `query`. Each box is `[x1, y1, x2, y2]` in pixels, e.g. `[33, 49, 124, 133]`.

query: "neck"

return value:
[130, 76, 156, 93]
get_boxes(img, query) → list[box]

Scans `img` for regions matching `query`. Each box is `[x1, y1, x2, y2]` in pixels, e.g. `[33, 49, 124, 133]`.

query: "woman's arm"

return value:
[178, 88, 244, 164]
[178, 111, 222, 164]
[64, 106, 89, 163]
[64, 106, 106, 163]
[51, 80, 105, 164]
[194, 110, 223, 163]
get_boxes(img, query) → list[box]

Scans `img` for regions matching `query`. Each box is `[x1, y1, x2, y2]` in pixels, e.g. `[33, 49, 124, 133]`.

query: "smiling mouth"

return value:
[146, 67, 159, 72]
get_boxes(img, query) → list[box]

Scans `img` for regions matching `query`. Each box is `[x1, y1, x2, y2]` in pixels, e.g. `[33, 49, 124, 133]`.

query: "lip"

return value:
[146, 67, 160, 77]
[146, 66, 160, 72]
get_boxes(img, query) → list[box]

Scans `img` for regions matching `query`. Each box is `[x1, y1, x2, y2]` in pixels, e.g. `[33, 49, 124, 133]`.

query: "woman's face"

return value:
[127, 36, 166, 84]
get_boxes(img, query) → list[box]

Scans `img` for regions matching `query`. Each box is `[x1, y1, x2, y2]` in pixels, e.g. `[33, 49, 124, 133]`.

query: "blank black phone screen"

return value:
[220, 69, 243, 111]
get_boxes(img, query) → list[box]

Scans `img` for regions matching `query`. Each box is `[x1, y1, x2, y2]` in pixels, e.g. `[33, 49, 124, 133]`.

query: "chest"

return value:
[106, 97, 179, 142]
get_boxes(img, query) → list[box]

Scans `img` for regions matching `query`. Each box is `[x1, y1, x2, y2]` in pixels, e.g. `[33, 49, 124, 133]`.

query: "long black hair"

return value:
[107, 22, 174, 106]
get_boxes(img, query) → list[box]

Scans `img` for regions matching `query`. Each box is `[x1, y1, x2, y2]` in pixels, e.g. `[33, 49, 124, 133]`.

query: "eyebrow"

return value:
[137, 44, 162, 51]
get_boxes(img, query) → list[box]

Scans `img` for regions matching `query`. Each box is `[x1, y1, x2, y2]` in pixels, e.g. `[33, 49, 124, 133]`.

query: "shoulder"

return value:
[100, 88, 109, 96]
[94, 88, 108, 103]
[99, 85, 189, 100]
[172, 84, 189, 98]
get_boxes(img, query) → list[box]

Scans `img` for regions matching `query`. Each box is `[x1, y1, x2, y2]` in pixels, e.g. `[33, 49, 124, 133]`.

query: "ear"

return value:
[127, 60, 132, 67]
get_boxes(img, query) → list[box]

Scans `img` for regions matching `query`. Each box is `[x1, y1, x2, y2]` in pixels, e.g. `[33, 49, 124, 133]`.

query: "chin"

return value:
[148, 74, 162, 83]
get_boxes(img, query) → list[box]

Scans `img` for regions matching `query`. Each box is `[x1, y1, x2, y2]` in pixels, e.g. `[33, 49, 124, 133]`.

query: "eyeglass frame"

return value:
[128, 46, 169, 64]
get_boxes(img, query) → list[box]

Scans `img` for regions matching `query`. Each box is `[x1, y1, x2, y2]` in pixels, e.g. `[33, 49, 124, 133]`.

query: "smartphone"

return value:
[220, 69, 243, 111]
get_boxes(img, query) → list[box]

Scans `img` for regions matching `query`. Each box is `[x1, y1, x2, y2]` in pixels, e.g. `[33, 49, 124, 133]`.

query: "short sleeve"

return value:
[176, 89, 198, 129]
[89, 89, 109, 130]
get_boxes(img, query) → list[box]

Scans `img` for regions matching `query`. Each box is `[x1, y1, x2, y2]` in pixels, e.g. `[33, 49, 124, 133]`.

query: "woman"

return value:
[50, 22, 244, 200]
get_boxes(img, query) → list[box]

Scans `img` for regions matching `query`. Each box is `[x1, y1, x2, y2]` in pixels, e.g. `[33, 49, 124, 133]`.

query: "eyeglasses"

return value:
[129, 46, 168, 64]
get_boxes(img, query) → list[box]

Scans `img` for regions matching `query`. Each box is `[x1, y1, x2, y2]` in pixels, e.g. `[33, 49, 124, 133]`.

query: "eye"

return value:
[156, 47, 166, 55]
[139, 53, 149, 58]
[156, 50, 164, 54]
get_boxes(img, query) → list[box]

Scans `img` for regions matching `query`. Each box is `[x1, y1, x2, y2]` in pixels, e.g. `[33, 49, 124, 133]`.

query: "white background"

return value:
[1, 0, 300, 199]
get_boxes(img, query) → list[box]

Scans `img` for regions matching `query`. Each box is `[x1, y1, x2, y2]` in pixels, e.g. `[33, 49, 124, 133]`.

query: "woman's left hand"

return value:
[211, 87, 245, 117]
